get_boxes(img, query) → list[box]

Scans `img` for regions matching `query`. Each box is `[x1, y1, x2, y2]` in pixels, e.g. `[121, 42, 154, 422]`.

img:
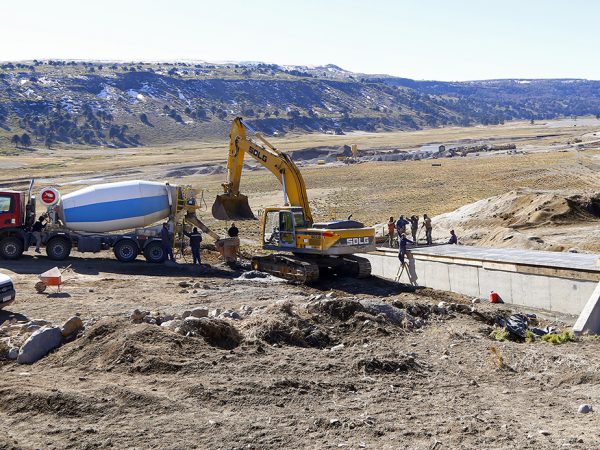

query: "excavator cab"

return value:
[212, 193, 256, 221]
[263, 207, 306, 249]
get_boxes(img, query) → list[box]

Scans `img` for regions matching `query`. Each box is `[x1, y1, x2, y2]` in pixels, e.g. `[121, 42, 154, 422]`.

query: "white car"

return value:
[0, 273, 16, 309]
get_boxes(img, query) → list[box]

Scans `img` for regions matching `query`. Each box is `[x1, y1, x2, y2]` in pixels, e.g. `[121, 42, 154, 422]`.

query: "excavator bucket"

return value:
[212, 193, 256, 220]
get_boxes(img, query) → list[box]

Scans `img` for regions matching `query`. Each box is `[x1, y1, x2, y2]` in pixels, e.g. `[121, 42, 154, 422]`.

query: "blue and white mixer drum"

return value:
[58, 180, 177, 233]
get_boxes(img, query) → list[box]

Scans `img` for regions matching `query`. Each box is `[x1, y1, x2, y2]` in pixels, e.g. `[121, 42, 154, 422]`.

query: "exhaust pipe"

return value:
[212, 193, 256, 220]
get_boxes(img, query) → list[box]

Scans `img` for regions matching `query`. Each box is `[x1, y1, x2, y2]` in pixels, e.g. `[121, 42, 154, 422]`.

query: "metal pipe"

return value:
[281, 172, 289, 206]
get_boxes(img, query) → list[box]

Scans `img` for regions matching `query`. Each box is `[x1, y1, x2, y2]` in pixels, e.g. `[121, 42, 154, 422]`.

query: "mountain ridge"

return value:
[1, 60, 599, 148]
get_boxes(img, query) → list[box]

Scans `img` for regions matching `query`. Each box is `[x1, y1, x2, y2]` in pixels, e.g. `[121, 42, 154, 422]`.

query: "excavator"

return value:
[212, 117, 376, 283]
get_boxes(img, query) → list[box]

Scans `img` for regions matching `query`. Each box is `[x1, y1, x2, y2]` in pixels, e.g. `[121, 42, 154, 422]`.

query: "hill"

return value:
[1, 60, 600, 148]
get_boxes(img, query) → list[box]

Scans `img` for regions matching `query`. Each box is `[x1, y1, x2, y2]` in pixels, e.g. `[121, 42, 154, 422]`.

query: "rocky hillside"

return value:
[1, 60, 600, 148]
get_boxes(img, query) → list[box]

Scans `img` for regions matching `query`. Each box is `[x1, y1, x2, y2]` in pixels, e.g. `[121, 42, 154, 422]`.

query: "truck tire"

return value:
[0, 237, 24, 260]
[46, 236, 72, 260]
[143, 241, 164, 263]
[113, 239, 139, 262]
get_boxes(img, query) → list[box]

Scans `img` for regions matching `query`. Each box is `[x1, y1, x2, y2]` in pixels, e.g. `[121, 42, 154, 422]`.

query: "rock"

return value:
[182, 310, 192, 319]
[220, 310, 241, 320]
[20, 319, 51, 333]
[17, 326, 62, 364]
[61, 316, 83, 337]
[538, 429, 550, 436]
[8, 347, 18, 360]
[240, 305, 253, 316]
[143, 316, 157, 325]
[472, 298, 481, 304]
[325, 292, 336, 299]
[330, 344, 344, 351]
[358, 299, 412, 325]
[190, 307, 209, 318]
[436, 301, 448, 315]
[578, 404, 593, 414]
[179, 281, 191, 288]
[161, 320, 183, 330]
[210, 309, 222, 318]
[131, 309, 148, 323]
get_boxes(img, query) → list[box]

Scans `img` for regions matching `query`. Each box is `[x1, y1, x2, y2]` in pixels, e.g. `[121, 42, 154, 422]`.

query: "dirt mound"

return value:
[433, 189, 600, 251]
[43, 318, 216, 374]
[179, 317, 242, 349]
[240, 302, 332, 348]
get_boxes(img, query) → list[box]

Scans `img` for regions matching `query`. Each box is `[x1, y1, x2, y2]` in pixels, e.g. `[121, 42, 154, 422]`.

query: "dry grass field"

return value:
[1, 118, 599, 248]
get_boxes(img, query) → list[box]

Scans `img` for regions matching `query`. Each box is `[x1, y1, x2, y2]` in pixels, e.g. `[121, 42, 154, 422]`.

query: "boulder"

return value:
[17, 326, 62, 364]
[131, 309, 148, 323]
[358, 299, 411, 325]
[61, 316, 84, 337]
[161, 319, 183, 331]
[8, 347, 18, 360]
[190, 307, 209, 318]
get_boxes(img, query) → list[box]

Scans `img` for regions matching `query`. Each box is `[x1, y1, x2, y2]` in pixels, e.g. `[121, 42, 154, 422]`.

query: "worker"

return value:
[387, 217, 396, 247]
[31, 215, 46, 253]
[398, 233, 414, 265]
[448, 229, 458, 245]
[409, 215, 419, 243]
[395, 215, 409, 240]
[228, 222, 239, 238]
[161, 222, 175, 262]
[184, 227, 203, 265]
[422, 214, 433, 245]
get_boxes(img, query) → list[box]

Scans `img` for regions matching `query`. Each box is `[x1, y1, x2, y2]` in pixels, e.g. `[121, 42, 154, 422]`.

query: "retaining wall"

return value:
[360, 246, 600, 317]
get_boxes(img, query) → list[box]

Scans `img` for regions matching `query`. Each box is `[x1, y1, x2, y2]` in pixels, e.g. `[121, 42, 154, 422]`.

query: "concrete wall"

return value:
[361, 250, 599, 316]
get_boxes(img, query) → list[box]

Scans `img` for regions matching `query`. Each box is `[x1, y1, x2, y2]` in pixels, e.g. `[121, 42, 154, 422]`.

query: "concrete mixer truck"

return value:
[0, 179, 219, 263]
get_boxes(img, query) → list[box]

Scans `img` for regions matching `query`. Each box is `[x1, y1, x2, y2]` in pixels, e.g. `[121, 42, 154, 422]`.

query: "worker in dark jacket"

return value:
[409, 215, 419, 242]
[31, 215, 46, 253]
[398, 233, 414, 265]
[395, 215, 410, 240]
[184, 227, 203, 265]
[161, 223, 175, 262]
[228, 223, 239, 238]
[448, 229, 458, 245]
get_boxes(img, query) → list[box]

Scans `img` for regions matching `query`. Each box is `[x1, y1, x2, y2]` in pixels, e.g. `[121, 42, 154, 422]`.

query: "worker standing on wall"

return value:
[409, 215, 419, 243]
[398, 233, 414, 264]
[422, 214, 433, 245]
[161, 222, 176, 262]
[184, 227, 203, 265]
[395, 215, 409, 242]
[387, 217, 396, 247]
[448, 229, 458, 245]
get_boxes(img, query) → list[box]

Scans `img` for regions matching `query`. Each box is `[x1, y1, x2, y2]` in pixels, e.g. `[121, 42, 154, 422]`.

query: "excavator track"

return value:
[339, 255, 372, 279]
[251, 254, 320, 284]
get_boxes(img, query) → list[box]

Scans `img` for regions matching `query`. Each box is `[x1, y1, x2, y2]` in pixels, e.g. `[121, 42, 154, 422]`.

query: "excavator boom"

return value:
[212, 118, 312, 222]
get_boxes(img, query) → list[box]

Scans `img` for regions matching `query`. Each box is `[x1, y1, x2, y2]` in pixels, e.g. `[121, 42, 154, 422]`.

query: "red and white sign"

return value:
[38, 187, 60, 207]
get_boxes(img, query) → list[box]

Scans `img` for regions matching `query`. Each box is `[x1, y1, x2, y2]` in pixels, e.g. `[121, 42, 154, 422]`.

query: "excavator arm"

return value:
[212, 117, 313, 224]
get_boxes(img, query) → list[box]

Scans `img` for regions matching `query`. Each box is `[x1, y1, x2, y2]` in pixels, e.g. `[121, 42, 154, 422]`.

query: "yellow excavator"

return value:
[212, 117, 376, 282]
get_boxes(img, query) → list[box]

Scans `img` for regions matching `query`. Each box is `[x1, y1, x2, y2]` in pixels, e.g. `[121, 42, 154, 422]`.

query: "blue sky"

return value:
[2, 0, 598, 80]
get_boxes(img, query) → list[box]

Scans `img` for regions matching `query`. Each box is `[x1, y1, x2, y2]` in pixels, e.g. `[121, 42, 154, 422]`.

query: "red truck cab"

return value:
[0, 191, 24, 229]
[0, 190, 33, 259]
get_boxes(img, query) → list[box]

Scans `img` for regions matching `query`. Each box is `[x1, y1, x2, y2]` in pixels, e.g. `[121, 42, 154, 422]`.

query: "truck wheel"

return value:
[46, 236, 72, 260]
[0, 237, 24, 260]
[143, 241, 164, 263]
[114, 240, 139, 262]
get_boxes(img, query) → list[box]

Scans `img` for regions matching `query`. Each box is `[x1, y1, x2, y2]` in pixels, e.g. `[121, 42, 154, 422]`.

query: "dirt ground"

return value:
[1, 250, 599, 449]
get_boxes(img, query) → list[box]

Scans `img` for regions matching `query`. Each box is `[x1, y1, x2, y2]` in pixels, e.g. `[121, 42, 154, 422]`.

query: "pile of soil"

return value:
[433, 189, 600, 251]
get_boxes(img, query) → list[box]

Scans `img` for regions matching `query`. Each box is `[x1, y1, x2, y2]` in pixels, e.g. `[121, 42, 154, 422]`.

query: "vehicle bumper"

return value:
[0, 286, 15, 309]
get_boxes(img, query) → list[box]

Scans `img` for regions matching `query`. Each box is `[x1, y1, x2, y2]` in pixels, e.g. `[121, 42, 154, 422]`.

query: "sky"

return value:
[2, 0, 599, 81]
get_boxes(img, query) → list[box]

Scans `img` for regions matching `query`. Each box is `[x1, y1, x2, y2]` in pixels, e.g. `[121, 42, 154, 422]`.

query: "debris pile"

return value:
[0, 315, 86, 364]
